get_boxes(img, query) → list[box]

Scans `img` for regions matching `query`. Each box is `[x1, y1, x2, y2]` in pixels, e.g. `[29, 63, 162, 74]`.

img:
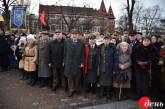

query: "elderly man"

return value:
[38, 32, 51, 88]
[98, 35, 116, 99]
[63, 29, 84, 97]
[49, 31, 65, 91]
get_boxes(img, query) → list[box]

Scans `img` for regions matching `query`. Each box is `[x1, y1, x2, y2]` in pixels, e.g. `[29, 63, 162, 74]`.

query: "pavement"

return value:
[58, 99, 140, 109]
[78, 100, 139, 109]
[0, 70, 141, 109]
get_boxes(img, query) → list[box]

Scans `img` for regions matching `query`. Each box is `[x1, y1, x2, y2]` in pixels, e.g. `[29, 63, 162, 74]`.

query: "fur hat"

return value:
[27, 34, 36, 40]
[143, 35, 151, 40]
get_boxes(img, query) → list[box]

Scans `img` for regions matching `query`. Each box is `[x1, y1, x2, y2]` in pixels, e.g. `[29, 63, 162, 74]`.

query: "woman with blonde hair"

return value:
[113, 42, 132, 100]
[24, 34, 38, 86]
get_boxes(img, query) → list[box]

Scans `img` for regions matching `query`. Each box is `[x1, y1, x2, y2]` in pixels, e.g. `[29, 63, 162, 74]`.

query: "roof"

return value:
[108, 5, 115, 19]
[39, 5, 98, 16]
[39, 4, 115, 19]
[99, 0, 107, 16]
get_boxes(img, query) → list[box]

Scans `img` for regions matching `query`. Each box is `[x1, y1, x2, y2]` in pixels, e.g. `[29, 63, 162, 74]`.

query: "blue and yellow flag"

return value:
[11, 6, 27, 29]
[0, 15, 4, 22]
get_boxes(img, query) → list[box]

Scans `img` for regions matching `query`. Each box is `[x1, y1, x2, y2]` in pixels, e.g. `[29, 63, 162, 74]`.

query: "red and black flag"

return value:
[39, 10, 50, 30]
[39, 10, 47, 26]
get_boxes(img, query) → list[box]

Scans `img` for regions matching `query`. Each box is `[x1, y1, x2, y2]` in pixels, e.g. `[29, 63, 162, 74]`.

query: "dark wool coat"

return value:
[99, 43, 116, 86]
[134, 44, 159, 73]
[0, 35, 10, 70]
[134, 44, 159, 94]
[15, 44, 25, 62]
[0, 35, 10, 54]
[63, 39, 85, 78]
[49, 40, 64, 67]
[159, 45, 165, 91]
[38, 41, 51, 77]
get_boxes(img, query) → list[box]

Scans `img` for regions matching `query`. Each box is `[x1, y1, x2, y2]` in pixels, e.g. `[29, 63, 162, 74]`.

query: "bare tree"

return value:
[117, 1, 162, 35]
[84, 16, 94, 32]
[133, 1, 143, 32]
[0, 0, 17, 29]
[141, 5, 161, 35]
[116, 14, 128, 33]
[60, 6, 81, 33]
[126, 0, 136, 34]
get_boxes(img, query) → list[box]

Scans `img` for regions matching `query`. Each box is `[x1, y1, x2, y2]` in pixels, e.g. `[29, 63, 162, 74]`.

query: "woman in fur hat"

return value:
[113, 42, 132, 100]
[134, 36, 159, 100]
[24, 34, 38, 86]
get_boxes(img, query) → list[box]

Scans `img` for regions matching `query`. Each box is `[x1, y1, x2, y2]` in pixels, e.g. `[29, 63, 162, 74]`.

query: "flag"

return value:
[39, 10, 47, 26]
[0, 15, 4, 22]
[11, 6, 27, 29]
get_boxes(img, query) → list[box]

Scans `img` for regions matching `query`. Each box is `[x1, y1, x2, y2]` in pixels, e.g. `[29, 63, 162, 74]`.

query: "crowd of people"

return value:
[0, 28, 165, 102]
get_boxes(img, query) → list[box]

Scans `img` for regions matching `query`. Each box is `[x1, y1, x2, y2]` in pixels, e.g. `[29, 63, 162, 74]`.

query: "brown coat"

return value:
[24, 46, 37, 72]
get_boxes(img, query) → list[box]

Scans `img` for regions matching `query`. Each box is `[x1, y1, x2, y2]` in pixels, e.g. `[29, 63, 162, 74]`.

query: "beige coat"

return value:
[24, 46, 37, 72]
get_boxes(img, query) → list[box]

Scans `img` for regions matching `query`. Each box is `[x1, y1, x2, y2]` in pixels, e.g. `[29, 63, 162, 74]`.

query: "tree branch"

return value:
[130, 0, 135, 15]
[9, 0, 16, 6]
[60, 6, 68, 26]
[0, 6, 4, 10]
[0, 8, 5, 13]
[148, 6, 159, 34]
[7, 0, 10, 5]
[126, 0, 130, 15]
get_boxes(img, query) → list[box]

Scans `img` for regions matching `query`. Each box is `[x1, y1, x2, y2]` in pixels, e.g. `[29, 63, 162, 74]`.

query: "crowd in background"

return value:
[0, 28, 165, 102]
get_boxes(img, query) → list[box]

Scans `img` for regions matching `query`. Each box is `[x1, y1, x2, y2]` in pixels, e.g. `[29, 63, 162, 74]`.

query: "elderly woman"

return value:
[24, 34, 37, 86]
[113, 42, 132, 100]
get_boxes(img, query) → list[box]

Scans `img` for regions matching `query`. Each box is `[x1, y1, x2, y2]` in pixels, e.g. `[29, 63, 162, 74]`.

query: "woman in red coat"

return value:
[84, 34, 98, 93]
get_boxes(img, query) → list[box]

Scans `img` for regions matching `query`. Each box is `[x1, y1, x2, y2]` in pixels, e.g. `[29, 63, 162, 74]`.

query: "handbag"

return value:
[19, 59, 24, 69]
[113, 71, 129, 84]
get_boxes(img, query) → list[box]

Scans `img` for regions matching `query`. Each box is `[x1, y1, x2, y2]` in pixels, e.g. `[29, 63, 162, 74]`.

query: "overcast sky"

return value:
[5, 0, 163, 19]
[29, 0, 165, 19]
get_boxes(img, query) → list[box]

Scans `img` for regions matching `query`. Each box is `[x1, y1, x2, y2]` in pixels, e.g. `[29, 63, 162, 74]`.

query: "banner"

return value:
[11, 6, 27, 29]
[0, 16, 4, 22]
[0, 11, 4, 22]
[39, 10, 47, 26]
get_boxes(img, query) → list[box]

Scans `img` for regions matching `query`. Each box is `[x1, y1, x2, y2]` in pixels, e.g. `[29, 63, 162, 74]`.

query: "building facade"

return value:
[39, 0, 115, 34]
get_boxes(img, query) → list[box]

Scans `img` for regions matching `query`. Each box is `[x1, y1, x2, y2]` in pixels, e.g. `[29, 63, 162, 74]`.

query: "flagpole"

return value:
[28, 14, 30, 34]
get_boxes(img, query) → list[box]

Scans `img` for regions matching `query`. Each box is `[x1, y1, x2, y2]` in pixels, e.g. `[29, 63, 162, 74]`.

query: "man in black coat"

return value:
[49, 32, 65, 91]
[0, 29, 10, 71]
[5, 30, 16, 69]
[134, 36, 159, 99]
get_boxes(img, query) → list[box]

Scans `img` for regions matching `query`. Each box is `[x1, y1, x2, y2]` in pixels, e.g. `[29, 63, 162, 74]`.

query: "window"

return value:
[79, 25, 84, 33]
[50, 24, 56, 32]
[56, 25, 61, 31]
[63, 25, 68, 33]
[92, 26, 100, 32]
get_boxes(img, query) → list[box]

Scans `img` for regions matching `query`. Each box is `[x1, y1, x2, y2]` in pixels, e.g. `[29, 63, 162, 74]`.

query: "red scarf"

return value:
[84, 44, 89, 74]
